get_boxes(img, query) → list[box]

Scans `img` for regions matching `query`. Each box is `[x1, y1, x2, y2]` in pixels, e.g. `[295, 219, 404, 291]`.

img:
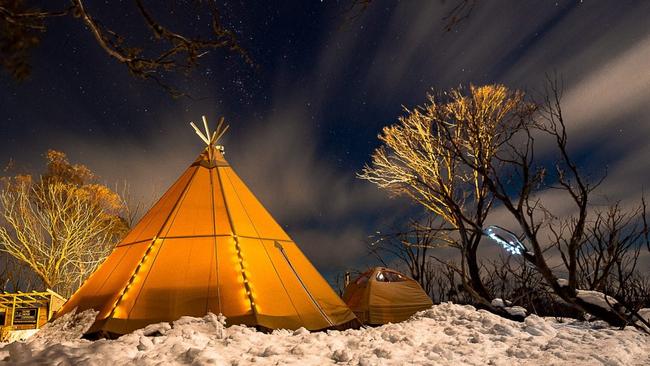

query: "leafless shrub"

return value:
[369, 217, 453, 295]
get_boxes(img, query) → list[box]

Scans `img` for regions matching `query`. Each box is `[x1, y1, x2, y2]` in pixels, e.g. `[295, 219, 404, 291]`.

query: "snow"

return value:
[491, 298, 527, 318]
[0, 303, 648, 365]
[639, 308, 650, 322]
[504, 306, 527, 318]
[29, 308, 99, 345]
[576, 290, 619, 310]
[3, 330, 38, 343]
[491, 298, 508, 308]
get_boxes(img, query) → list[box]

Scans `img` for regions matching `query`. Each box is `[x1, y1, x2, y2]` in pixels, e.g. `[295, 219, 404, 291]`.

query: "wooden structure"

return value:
[0, 289, 66, 340]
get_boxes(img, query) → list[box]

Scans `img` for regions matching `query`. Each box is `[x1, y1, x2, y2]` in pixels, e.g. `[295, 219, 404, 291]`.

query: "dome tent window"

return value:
[375, 270, 408, 282]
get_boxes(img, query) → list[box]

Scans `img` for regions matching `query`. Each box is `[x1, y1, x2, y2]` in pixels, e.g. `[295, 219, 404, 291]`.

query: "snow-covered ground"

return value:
[1, 303, 648, 366]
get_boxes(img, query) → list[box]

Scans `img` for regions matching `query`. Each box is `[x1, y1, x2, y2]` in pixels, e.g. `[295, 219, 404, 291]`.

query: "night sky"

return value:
[2, 1, 650, 279]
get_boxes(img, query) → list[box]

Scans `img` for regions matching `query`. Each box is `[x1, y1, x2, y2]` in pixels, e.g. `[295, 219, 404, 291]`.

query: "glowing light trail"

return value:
[483, 225, 527, 256]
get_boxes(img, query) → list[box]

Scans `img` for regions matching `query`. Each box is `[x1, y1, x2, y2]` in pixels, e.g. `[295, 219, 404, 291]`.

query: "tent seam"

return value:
[214, 166, 257, 323]
[208, 167, 221, 314]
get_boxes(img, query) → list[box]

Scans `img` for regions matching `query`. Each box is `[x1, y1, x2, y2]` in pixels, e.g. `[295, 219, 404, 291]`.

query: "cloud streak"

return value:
[2, 1, 649, 279]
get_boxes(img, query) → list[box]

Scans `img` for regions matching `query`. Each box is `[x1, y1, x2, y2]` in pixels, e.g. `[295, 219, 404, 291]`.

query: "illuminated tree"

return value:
[0, 150, 129, 297]
[359, 84, 528, 308]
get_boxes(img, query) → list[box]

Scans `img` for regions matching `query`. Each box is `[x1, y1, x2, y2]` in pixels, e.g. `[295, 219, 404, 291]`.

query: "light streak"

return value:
[484, 225, 526, 256]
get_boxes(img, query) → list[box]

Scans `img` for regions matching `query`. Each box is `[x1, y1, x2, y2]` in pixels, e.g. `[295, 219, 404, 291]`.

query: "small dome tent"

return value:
[342, 267, 433, 325]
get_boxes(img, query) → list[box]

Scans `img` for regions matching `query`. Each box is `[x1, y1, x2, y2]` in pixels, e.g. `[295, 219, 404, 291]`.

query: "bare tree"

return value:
[0, 150, 129, 297]
[481, 255, 565, 316]
[0, 252, 40, 292]
[359, 84, 527, 308]
[0, 0, 252, 96]
[345, 0, 479, 31]
[114, 180, 147, 229]
[618, 272, 650, 311]
[447, 79, 643, 326]
[574, 201, 648, 293]
[442, 0, 478, 31]
[368, 218, 487, 304]
[361, 80, 647, 327]
[0, 178, 126, 296]
[428, 260, 472, 304]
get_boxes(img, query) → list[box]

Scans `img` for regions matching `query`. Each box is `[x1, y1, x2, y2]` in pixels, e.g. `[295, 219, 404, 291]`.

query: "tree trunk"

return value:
[466, 246, 491, 300]
[557, 286, 627, 327]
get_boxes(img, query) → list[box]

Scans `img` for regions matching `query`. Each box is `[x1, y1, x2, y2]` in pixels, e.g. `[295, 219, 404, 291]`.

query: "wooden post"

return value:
[9, 295, 15, 327]
[47, 293, 52, 321]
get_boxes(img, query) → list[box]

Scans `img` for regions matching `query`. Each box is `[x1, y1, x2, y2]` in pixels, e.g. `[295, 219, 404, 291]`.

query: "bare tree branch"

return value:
[1, 0, 253, 97]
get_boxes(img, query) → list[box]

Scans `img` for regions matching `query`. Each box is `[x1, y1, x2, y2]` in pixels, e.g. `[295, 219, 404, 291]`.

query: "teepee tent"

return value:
[55, 117, 359, 336]
[342, 267, 432, 325]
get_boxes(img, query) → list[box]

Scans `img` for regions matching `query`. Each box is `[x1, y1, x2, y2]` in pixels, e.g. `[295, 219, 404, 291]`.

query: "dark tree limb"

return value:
[1, 0, 253, 97]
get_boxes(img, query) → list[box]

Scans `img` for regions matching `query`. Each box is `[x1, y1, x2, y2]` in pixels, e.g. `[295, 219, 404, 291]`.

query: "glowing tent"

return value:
[55, 117, 359, 336]
[342, 267, 432, 325]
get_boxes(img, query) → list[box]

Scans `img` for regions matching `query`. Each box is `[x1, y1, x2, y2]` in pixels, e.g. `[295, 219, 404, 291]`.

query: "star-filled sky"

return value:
[2, 1, 650, 279]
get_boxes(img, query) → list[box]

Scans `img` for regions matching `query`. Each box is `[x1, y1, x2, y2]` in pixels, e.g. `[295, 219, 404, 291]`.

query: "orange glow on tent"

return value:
[55, 117, 359, 336]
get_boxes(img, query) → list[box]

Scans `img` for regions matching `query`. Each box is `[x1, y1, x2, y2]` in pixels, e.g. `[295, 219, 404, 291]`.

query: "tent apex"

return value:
[190, 115, 230, 164]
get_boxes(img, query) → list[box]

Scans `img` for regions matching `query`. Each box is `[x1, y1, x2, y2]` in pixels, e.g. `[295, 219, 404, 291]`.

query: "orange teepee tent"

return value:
[55, 117, 359, 336]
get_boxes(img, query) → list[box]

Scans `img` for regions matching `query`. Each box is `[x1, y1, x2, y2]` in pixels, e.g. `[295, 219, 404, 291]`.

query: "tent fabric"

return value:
[342, 267, 433, 325]
[55, 147, 359, 336]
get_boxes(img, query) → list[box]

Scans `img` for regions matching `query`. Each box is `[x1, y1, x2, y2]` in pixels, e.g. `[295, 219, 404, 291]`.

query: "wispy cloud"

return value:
[3, 1, 649, 278]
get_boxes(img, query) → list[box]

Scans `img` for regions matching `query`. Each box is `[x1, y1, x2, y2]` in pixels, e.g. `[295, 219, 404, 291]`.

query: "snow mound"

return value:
[491, 298, 528, 318]
[504, 306, 527, 318]
[3, 330, 38, 343]
[29, 308, 98, 344]
[0, 309, 98, 365]
[638, 308, 650, 322]
[0, 303, 648, 365]
[576, 290, 619, 310]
